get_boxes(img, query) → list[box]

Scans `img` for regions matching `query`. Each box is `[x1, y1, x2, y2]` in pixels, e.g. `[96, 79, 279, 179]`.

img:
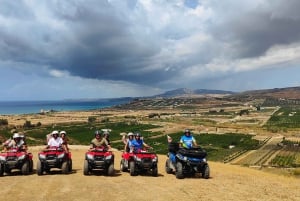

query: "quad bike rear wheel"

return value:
[120, 159, 127, 172]
[165, 159, 173, 174]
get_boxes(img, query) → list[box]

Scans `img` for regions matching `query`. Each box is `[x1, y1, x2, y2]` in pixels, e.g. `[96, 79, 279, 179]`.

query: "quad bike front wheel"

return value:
[21, 161, 30, 175]
[36, 160, 43, 176]
[83, 160, 90, 175]
[68, 159, 72, 173]
[0, 164, 4, 176]
[175, 162, 184, 179]
[29, 159, 33, 173]
[107, 163, 114, 176]
[152, 165, 158, 177]
[202, 164, 210, 179]
[61, 161, 69, 174]
[129, 161, 135, 176]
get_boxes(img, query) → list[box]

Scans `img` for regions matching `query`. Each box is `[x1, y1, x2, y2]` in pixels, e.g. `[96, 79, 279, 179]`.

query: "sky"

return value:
[1, 0, 300, 100]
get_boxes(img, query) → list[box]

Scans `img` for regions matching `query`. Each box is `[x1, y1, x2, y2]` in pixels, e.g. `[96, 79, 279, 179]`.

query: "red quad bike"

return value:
[83, 147, 114, 176]
[120, 148, 158, 176]
[0, 148, 33, 176]
[36, 146, 72, 175]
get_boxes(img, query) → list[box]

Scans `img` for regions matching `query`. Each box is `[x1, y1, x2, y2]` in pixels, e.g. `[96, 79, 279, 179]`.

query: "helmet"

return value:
[184, 129, 191, 135]
[127, 132, 134, 137]
[102, 130, 109, 136]
[135, 132, 142, 137]
[95, 130, 101, 136]
[52, 130, 59, 136]
[13, 133, 20, 139]
[60, 131, 66, 135]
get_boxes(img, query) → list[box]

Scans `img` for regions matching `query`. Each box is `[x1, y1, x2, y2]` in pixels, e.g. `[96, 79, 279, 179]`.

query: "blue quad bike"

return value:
[165, 142, 210, 179]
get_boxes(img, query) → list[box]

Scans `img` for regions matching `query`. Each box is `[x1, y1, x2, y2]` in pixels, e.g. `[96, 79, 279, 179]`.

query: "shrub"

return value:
[0, 119, 8, 126]
[23, 120, 33, 128]
[88, 116, 97, 123]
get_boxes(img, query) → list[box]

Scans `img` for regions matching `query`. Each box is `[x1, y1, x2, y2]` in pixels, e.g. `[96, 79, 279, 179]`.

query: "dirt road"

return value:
[0, 145, 299, 201]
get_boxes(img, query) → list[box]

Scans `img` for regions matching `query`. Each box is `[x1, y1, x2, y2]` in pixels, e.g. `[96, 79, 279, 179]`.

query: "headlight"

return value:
[202, 158, 206, 162]
[183, 156, 187, 161]
[134, 156, 141, 162]
[0, 156, 5, 161]
[39, 154, 46, 159]
[86, 154, 94, 160]
[57, 153, 65, 159]
[105, 155, 112, 160]
[152, 157, 158, 162]
[18, 154, 26, 160]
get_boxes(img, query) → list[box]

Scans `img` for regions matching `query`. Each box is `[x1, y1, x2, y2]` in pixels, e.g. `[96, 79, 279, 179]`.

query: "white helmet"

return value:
[13, 133, 20, 139]
[127, 132, 134, 137]
[60, 131, 66, 135]
[52, 130, 59, 135]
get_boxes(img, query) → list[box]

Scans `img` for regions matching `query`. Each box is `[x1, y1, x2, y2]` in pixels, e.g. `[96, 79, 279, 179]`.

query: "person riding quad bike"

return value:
[83, 130, 114, 176]
[0, 133, 33, 176]
[36, 130, 72, 175]
[120, 132, 158, 176]
[165, 129, 210, 179]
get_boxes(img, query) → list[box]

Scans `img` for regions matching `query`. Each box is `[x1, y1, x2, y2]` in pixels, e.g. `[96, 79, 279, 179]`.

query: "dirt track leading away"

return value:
[0, 145, 299, 201]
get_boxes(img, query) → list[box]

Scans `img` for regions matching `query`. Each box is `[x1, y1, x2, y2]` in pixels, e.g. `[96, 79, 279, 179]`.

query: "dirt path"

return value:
[0, 145, 299, 201]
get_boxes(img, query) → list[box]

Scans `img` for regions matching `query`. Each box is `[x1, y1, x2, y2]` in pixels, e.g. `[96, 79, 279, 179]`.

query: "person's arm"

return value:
[122, 135, 127, 145]
[124, 141, 128, 152]
[179, 137, 184, 148]
[143, 142, 152, 149]
[89, 138, 95, 149]
[192, 137, 198, 147]
[103, 138, 111, 149]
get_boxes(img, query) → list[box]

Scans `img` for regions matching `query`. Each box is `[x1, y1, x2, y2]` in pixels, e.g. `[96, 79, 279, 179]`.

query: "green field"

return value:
[264, 107, 300, 131]
[0, 121, 259, 162]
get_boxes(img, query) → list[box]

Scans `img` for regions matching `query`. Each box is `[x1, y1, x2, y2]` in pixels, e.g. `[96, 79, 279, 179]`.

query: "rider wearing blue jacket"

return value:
[133, 132, 151, 150]
[169, 129, 198, 166]
[179, 129, 197, 149]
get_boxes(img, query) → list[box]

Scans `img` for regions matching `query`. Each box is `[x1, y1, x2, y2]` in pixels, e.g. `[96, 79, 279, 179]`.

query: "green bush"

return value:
[0, 119, 8, 126]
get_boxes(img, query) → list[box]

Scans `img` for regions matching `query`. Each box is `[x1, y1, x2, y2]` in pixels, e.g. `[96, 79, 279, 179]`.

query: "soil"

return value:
[0, 145, 299, 201]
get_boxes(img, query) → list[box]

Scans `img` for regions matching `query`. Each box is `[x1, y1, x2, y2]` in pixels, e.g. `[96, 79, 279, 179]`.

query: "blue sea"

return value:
[0, 98, 133, 115]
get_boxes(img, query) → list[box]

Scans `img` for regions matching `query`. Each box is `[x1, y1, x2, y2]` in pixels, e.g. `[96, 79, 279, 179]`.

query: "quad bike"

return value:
[83, 146, 114, 176]
[36, 146, 72, 175]
[165, 142, 210, 179]
[0, 148, 33, 176]
[120, 147, 158, 176]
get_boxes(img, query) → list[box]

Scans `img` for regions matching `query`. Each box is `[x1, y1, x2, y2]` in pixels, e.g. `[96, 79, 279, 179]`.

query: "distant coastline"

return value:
[0, 98, 132, 115]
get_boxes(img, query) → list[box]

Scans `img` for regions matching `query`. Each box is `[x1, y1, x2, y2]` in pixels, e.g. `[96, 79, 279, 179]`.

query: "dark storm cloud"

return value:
[1, 0, 300, 93]
[0, 0, 170, 85]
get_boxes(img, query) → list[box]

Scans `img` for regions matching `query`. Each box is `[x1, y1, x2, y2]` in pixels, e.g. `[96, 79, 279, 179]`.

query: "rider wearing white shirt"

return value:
[47, 130, 63, 148]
